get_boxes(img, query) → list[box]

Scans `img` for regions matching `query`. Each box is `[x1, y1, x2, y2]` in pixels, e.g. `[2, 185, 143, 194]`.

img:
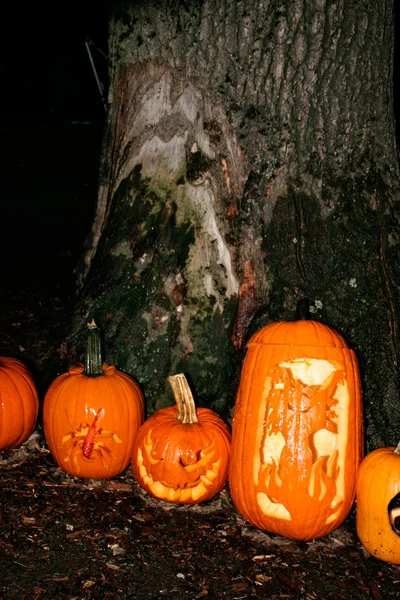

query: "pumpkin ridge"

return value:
[230, 342, 262, 523]
[2, 367, 27, 446]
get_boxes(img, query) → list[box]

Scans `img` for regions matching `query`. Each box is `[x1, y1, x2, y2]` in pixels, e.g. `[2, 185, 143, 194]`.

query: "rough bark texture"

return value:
[70, 0, 400, 450]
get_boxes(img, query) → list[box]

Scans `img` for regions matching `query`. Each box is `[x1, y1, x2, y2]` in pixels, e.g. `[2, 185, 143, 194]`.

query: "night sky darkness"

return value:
[0, 3, 398, 280]
[1, 2, 109, 277]
[2, 2, 108, 124]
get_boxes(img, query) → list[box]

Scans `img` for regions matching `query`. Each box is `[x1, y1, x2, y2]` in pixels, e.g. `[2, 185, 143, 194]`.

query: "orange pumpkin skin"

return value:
[132, 395, 231, 505]
[0, 357, 39, 450]
[43, 364, 144, 479]
[229, 319, 363, 541]
[356, 447, 400, 564]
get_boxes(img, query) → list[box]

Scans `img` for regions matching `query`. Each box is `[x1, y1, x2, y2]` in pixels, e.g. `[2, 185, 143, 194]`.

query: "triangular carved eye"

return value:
[388, 492, 400, 535]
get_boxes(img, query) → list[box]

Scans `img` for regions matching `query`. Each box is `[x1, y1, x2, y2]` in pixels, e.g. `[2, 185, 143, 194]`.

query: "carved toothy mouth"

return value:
[137, 442, 222, 503]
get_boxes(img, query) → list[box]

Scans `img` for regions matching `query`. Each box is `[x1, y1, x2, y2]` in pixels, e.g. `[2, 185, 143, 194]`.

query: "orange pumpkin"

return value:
[356, 444, 400, 564]
[229, 313, 363, 540]
[0, 357, 39, 450]
[132, 373, 231, 504]
[43, 321, 144, 479]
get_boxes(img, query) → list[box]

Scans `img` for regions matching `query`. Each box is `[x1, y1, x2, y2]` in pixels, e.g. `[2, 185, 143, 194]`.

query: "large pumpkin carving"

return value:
[0, 357, 39, 450]
[229, 311, 363, 540]
[43, 321, 144, 479]
[356, 444, 400, 564]
[132, 373, 231, 504]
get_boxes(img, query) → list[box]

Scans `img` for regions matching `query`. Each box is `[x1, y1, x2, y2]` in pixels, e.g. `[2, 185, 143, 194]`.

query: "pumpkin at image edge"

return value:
[229, 307, 363, 541]
[132, 373, 231, 504]
[43, 321, 144, 479]
[356, 444, 400, 564]
[0, 357, 39, 450]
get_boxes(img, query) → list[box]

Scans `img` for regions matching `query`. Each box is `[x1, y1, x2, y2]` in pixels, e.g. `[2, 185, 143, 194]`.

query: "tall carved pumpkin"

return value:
[43, 321, 144, 479]
[0, 357, 39, 450]
[132, 373, 231, 504]
[356, 444, 400, 564]
[229, 308, 363, 540]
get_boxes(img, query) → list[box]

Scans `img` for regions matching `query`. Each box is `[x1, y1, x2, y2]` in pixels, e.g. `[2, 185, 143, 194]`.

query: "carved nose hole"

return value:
[388, 492, 400, 536]
[179, 451, 201, 467]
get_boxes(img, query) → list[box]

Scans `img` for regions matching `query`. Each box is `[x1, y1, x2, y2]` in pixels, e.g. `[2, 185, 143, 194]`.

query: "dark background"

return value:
[0, 2, 108, 285]
[0, 2, 399, 288]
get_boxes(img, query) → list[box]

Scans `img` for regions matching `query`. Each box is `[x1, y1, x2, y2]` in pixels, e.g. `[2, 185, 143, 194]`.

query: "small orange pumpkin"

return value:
[132, 373, 231, 504]
[356, 443, 400, 564]
[43, 321, 144, 479]
[229, 305, 363, 540]
[0, 357, 39, 450]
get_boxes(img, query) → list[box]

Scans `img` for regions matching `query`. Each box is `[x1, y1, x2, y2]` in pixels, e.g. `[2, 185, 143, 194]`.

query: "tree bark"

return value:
[70, 0, 400, 450]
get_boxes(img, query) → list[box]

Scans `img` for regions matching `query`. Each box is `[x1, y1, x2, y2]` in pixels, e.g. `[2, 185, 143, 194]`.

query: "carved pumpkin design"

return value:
[229, 317, 363, 540]
[356, 444, 400, 564]
[43, 321, 144, 479]
[0, 357, 39, 450]
[132, 373, 231, 504]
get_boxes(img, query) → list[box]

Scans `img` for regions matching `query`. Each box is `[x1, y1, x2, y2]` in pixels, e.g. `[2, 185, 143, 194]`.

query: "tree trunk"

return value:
[70, 0, 400, 450]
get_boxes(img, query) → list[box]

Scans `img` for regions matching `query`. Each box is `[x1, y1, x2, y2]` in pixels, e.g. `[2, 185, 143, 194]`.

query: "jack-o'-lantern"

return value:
[229, 307, 363, 540]
[356, 444, 400, 563]
[0, 357, 39, 450]
[132, 373, 231, 504]
[43, 321, 144, 479]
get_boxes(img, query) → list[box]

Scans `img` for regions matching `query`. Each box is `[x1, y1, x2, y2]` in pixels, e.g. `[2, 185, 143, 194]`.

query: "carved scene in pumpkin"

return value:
[255, 358, 348, 527]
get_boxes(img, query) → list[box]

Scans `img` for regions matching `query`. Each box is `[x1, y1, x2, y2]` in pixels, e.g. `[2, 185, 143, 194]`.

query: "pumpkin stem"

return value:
[296, 298, 311, 320]
[394, 441, 400, 455]
[168, 374, 199, 424]
[84, 320, 104, 377]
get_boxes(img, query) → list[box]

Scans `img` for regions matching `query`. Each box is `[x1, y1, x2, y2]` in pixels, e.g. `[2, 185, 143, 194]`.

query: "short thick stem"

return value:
[168, 374, 199, 424]
[394, 441, 400, 455]
[296, 298, 311, 321]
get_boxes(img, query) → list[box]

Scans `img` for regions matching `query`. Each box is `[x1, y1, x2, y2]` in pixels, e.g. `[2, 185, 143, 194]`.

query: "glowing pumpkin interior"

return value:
[137, 429, 223, 503]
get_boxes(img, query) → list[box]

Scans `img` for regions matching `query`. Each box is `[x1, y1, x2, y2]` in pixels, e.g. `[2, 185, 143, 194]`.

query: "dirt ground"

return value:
[1, 246, 400, 600]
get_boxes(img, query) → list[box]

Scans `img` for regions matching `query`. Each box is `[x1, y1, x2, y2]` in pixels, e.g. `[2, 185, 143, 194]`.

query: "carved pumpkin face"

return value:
[43, 364, 144, 479]
[356, 446, 400, 564]
[0, 357, 39, 450]
[132, 374, 231, 504]
[229, 319, 363, 540]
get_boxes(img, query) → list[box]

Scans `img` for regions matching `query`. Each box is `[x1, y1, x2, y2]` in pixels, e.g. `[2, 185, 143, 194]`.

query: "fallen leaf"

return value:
[255, 574, 272, 584]
[107, 481, 132, 492]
